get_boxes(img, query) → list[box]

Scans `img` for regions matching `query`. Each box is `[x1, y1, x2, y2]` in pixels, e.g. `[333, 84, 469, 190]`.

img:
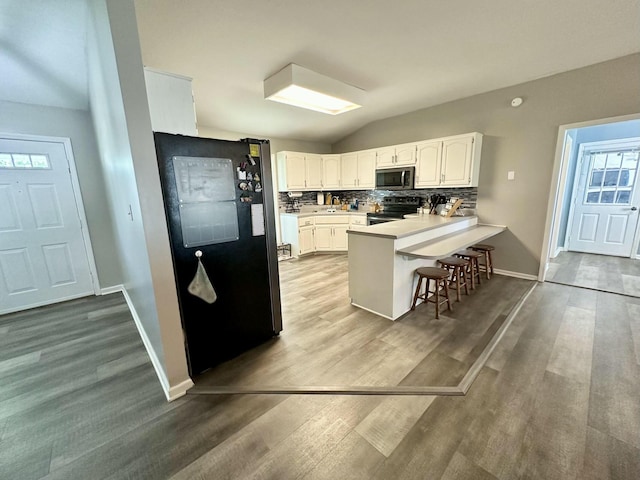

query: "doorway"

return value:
[540, 115, 640, 297]
[0, 134, 98, 314]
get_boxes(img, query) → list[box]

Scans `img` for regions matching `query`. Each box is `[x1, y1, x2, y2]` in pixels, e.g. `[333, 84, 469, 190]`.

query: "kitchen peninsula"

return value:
[348, 215, 505, 320]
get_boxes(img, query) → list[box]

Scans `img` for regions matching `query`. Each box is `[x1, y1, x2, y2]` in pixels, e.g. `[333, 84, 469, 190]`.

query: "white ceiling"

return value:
[1, 1, 638, 144]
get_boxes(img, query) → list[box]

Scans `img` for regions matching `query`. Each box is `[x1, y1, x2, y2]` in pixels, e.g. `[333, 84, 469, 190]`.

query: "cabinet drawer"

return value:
[315, 215, 350, 225]
[298, 217, 315, 227]
[350, 215, 367, 226]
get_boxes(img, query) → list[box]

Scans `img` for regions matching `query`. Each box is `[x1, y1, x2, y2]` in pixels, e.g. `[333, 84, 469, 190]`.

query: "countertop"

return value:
[347, 215, 475, 239]
[396, 224, 506, 258]
[280, 209, 367, 218]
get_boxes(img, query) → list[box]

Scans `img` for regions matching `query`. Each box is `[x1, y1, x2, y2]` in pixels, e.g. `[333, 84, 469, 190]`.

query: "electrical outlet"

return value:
[507, 171, 515, 181]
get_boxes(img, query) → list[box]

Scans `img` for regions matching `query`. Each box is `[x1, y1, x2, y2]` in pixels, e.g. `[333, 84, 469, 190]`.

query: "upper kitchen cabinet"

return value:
[277, 152, 340, 191]
[341, 151, 375, 189]
[277, 151, 306, 191]
[322, 155, 341, 189]
[415, 133, 483, 188]
[415, 140, 442, 187]
[376, 143, 417, 168]
[144, 67, 198, 136]
[305, 154, 323, 189]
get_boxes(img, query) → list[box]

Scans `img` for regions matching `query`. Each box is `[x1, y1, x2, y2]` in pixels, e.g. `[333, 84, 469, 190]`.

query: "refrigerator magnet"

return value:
[247, 172, 253, 181]
[237, 168, 247, 180]
[238, 181, 249, 190]
[253, 173, 260, 182]
[255, 182, 262, 192]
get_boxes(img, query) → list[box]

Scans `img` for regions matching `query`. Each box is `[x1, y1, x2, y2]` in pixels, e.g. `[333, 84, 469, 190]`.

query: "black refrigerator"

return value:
[154, 133, 282, 377]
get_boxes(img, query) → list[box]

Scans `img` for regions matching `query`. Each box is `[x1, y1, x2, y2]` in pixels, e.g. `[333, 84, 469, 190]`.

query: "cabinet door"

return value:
[340, 153, 358, 188]
[299, 226, 315, 255]
[322, 155, 341, 189]
[357, 151, 376, 189]
[395, 144, 417, 166]
[442, 137, 473, 186]
[415, 141, 442, 187]
[285, 153, 307, 190]
[314, 225, 332, 250]
[305, 154, 323, 189]
[333, 225, 349, 250]
[376, 147, 396, 168]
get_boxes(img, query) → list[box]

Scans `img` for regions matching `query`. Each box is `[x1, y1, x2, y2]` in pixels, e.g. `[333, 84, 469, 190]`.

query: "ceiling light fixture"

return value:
[264, 64, 365, 115]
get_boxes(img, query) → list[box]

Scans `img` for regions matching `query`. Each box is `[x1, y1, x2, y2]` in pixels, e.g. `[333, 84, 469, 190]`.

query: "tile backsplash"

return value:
[278, 188, 477, 210]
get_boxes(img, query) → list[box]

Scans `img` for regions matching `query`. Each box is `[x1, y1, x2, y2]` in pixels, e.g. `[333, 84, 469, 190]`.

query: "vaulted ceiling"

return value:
[1, 1, 639, 144]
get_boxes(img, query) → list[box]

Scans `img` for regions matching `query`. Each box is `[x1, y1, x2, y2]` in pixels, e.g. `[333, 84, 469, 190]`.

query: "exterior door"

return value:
[568, 142, 640, 256]
[0, 137, 95, 314]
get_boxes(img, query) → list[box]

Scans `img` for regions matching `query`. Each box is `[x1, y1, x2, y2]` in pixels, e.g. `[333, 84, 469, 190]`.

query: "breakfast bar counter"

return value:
[347, 215, 506, 320]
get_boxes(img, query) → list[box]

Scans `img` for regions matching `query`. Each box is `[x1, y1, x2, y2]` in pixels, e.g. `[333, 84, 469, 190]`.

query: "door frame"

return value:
[538, 112, 640, 281]
[564, 137, 640, 254]
[0, 132, 101, 300]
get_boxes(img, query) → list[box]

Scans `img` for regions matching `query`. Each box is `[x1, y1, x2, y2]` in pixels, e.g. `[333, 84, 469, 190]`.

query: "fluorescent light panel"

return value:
[264, 64, 364, 115]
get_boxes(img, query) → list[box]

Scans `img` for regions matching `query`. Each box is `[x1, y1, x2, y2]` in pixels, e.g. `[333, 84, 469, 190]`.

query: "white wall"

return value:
[86, 0, 190, 398]
[334, 54, 640, 276]
[0, 100, 122, 288]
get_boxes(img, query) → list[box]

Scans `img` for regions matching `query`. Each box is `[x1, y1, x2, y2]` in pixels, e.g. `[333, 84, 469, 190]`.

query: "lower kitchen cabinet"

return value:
[298, 225, 315, 255]
[280, 214, 366, 256]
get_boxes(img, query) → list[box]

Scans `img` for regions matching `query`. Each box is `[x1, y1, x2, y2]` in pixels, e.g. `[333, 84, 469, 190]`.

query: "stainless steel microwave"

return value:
[375, 167, 415, 190]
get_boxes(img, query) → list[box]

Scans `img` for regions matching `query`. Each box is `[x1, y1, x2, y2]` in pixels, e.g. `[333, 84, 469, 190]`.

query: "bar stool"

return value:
[471, 244, 495, 280]
[454, 249, 483, 290]
[437, 256, 470, 302]
[410, 267, 452, 319]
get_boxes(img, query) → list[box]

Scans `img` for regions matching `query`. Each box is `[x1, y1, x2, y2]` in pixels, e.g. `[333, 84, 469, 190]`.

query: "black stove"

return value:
[367, 196, 422, 225]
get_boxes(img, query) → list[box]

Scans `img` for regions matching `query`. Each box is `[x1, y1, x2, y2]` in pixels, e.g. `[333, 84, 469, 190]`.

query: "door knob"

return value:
[631, 206, 638, 211]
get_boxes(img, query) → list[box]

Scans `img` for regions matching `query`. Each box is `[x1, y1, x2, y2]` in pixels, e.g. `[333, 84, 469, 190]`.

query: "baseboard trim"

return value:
[105, 287, 193, 401]
[494, 269, 538, 281]
[100, 284, 124, 295]
[168, 378, 194, 401]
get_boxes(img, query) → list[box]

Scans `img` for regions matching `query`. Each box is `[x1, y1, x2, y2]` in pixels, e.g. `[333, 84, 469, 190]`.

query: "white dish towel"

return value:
[188, 257, 217, 304]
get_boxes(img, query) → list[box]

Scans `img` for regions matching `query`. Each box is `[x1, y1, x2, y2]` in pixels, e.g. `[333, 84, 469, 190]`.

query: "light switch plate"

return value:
[507, 171, 515, 180]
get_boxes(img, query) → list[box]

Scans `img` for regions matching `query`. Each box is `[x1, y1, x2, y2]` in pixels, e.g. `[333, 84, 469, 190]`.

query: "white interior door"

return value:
[568, 142, 640, 256]
[0, 137, 95, 314]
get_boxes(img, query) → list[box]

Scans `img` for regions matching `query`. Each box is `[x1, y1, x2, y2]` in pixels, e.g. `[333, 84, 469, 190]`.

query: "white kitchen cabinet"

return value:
[314, 215, 350, 251]
[415, 133, 483, 188]
[314, 225, 333, 250]
[376, 143, 417, 169]
[277, 151, 322, 191]
[441, 136, 474, 186]
[356, 150, 376, 189]
[280, 215, 314, 256]
[305, 154, 323, 189]
[340, 152, 358, 188]
[415, 140, 443, 187]
[298, 225, 315, 255]
[340, 151, 375, 190]
[333, 225, 349, 250]
[322, 155, 341, 189]
[276, 131, 482, 191]
[144, 67, 198, 136]
[376, 147, 396, 168]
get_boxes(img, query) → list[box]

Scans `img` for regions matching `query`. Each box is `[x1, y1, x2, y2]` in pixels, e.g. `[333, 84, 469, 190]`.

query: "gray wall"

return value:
[0, 100, 122, 288]
[334, 54, 640, 275]
[86, 0, 190, 392]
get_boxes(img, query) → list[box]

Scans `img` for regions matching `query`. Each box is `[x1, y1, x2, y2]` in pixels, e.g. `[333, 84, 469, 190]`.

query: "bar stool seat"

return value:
[454, 249, 483, 289]
[437, 256, 470, 302]
[471, 244, 495, 279]
[410, 267, 452, 319]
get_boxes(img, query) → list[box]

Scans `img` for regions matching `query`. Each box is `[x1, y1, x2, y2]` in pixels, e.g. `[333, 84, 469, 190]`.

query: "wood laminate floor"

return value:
[195, 255, 534, 390]
[1, 255, 639, 479]
[547, 250, 640, 297]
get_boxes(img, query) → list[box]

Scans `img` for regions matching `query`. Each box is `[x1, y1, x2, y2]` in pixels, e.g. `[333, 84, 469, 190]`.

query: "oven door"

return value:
[375, 167, 415, 190]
